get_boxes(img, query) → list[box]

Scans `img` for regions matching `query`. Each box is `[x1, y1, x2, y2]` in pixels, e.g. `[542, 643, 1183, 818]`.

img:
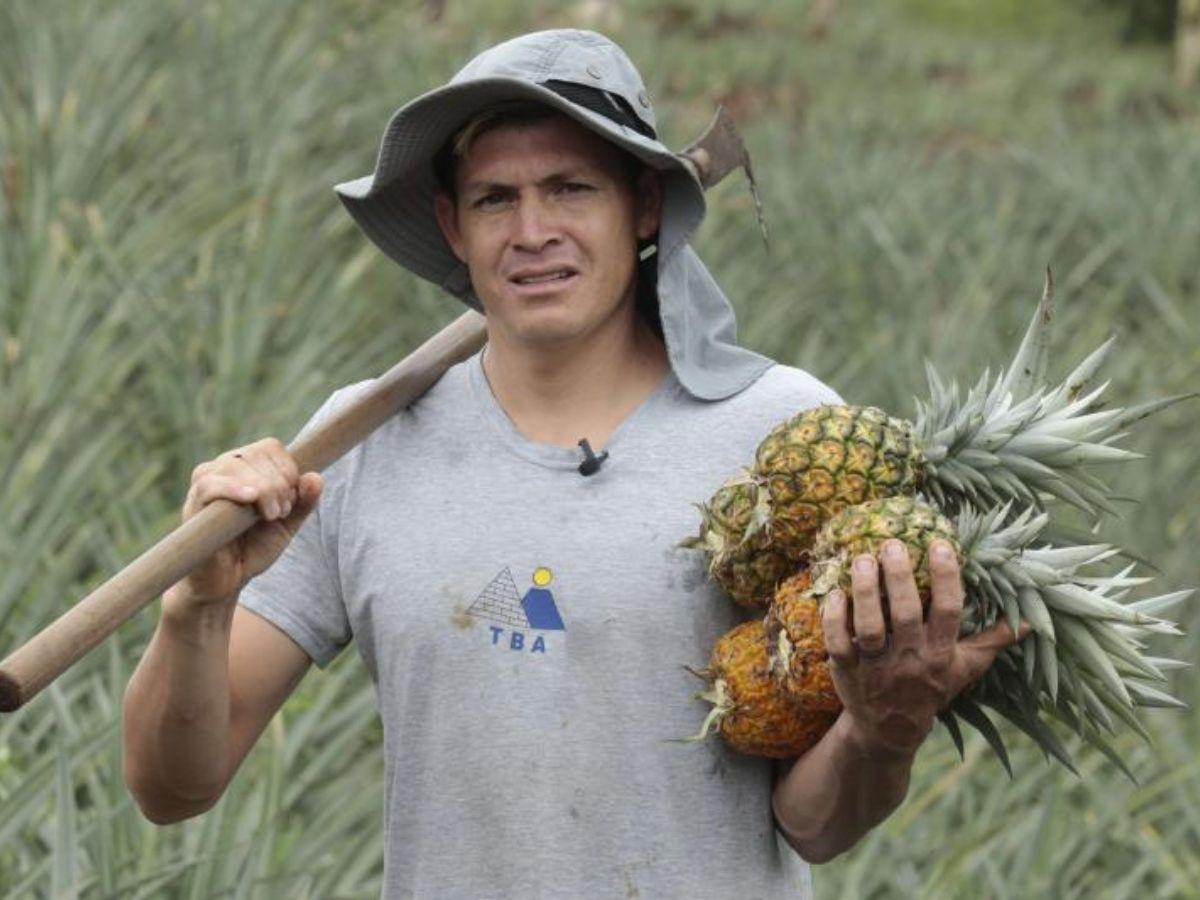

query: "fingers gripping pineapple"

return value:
[685, 511, 1000, 760]
[690, 497, 992, 759]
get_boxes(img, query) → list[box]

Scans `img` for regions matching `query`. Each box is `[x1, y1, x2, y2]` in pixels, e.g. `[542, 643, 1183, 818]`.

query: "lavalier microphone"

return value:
[577, 438, 609, 476]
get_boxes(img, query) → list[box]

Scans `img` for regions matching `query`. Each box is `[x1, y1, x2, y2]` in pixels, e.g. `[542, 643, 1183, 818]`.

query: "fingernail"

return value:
[932, 542, 954, 561]
[282, 500, 293, 517]
[854, 555, 874, 573]
[884, 540, 905, 559]
[827, 590, 844, 606]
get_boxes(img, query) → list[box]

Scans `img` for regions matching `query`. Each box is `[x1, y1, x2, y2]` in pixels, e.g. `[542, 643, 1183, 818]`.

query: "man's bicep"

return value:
[225, 605, 313, 783]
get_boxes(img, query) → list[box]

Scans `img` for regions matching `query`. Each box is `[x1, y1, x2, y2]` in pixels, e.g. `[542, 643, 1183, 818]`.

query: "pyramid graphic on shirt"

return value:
[466, 566, 566, 631]
[466, 567, 528, 627]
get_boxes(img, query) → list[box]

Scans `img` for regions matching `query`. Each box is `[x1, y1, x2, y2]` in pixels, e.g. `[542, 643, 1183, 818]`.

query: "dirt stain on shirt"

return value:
[449, 599, 476, 630]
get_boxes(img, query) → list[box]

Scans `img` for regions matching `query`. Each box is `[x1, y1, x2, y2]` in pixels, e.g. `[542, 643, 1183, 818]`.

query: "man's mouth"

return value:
[509, 268, 578, 286]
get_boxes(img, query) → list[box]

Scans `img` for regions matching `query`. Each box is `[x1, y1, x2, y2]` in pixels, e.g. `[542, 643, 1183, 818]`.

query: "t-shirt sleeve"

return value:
[813, 380, 844, 406]
[766, 362, 845, 411]
[237, 389, 353, 670]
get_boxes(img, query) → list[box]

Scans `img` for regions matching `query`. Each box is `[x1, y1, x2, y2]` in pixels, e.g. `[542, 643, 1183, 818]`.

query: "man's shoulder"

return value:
[290, 357, 476, 472]
[672, 362, 841, 452]
[303, 356, 475, 436]
[665, 362, 841, 473]
[744, 361, 844, 408]
[733, 363, 842, 437]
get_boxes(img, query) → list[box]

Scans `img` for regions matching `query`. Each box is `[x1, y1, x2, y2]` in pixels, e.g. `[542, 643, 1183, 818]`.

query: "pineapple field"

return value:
[2, 0, 1198, 897]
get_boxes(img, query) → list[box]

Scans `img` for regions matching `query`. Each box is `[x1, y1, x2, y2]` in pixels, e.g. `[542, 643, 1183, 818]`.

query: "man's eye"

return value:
[474, 192, 508, 209]
[557, 182, 592, 195]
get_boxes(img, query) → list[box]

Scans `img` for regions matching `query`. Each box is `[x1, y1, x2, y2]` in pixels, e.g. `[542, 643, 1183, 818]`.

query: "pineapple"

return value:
[679, 471, 794, 610]
[759, 495, 1190, 776]
[687, 274, 1189, 598]
[761, 569, 840, 712]
[685, 619, 838, 759]
[751, 404, 923, 560]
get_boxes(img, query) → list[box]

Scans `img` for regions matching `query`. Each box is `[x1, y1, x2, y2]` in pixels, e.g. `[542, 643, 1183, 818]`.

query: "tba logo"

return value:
[466, 566, 565, 654]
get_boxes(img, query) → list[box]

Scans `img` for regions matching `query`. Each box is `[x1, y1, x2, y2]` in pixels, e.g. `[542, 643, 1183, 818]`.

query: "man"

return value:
[122, 29, 1020, 898]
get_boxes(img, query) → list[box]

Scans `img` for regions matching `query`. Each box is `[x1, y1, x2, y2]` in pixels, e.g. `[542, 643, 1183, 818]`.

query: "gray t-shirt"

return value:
[240, 348, 841, 899]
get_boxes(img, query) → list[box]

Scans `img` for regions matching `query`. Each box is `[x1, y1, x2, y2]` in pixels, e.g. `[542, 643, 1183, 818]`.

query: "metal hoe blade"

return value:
[679, 105, 770, 249]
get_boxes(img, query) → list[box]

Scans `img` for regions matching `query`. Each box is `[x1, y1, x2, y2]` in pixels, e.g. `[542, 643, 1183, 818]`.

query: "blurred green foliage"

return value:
[1101, 0, 1180, 43]
[901, 0, 1179, 43]
[1, 0, 1198, 897]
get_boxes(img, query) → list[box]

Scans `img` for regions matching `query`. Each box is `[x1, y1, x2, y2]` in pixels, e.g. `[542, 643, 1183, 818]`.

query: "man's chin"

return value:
[511, 324, 585, 350]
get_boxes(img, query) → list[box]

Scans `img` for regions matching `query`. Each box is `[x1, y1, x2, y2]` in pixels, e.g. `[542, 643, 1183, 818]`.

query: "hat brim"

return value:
[333, 77, 705, 304]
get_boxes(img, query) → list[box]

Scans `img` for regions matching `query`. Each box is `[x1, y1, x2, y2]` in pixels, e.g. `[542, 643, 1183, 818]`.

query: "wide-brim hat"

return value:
[334, 29, 772, 401]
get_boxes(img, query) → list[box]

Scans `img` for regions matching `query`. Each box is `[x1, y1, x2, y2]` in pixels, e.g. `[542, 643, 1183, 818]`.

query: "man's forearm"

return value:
[771, 711, 917, 864]
[121, 589, 237, 823]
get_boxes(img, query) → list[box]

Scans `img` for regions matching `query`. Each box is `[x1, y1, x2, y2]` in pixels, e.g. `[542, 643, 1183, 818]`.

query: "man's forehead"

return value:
[456, 114, 627, 181]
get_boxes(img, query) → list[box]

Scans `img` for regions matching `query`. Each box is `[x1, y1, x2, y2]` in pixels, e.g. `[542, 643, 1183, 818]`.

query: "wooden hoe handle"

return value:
[0, 311, 487, 712]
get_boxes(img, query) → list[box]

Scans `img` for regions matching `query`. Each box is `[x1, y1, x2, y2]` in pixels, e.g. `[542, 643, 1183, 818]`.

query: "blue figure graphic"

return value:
[521, 567, 565, 631]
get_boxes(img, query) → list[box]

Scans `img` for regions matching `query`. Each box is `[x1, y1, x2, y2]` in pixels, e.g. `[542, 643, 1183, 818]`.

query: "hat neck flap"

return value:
[655, 243, 773, 401]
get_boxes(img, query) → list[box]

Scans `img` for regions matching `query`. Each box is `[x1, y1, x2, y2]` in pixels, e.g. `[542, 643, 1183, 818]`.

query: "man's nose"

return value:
[510, 194, 561, 251]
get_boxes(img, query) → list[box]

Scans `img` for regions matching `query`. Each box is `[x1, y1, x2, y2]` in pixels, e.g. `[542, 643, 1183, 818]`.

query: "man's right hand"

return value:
[166, 438, 324, 607]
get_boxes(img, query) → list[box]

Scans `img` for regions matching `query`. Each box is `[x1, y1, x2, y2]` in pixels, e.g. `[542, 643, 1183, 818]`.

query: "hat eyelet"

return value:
[586, 63, 603, 80]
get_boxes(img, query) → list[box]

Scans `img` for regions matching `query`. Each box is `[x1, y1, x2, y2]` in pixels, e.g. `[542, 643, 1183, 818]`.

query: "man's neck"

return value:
[481, 316, 670, 450]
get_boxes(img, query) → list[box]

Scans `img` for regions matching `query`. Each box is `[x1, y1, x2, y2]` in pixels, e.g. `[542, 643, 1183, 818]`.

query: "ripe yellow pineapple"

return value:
[761, 570, 840, 713]
[687, 620, 838, 759]
[694, 504, 963, 759]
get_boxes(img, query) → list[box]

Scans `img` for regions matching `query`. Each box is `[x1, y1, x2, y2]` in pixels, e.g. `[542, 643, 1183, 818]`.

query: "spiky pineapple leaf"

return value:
[937, 708, 966, 761]
[999, 267, 1055, 400]
[949, 694, 1013, 777]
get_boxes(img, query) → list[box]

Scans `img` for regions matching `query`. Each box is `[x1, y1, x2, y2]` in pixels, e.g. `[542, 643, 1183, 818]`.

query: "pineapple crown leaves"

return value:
[945, 499, 1193, 776]
[955, 501, 1182, 635]
[914, 275, 1194, 522]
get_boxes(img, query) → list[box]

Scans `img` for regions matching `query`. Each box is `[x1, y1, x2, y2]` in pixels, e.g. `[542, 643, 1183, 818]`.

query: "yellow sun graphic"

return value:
[532, 567, 553, 587]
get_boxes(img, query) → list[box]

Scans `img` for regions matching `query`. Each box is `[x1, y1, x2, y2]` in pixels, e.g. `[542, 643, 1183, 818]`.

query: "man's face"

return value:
[434, 114, 662, 352]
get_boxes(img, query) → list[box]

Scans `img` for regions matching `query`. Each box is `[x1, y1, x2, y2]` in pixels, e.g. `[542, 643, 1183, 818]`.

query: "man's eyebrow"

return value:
[460, 179, 517, 196]
[460, 168, 600, 195]
[537, 168, 592, 184]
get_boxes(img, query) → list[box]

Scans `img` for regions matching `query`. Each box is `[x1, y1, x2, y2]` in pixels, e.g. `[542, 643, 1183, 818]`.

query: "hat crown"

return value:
[450, 29, 656, 132]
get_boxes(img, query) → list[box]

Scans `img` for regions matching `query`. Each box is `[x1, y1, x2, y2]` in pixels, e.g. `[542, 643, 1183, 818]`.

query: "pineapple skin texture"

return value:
[764, 571, 841, 713]
[809, 495, 961, 604]
[752, 405, 925, 559]
[699, 477, 794, 611]
[767, 498, 960, 715]
[711, 620, 839, 759]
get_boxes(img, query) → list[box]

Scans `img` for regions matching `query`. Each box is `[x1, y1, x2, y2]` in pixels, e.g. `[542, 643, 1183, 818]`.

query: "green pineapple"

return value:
[679, 471, 794, 610]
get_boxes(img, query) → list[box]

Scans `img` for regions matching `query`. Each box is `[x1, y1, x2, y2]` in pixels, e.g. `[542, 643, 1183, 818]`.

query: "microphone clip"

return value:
[577, 438, 609, 476]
